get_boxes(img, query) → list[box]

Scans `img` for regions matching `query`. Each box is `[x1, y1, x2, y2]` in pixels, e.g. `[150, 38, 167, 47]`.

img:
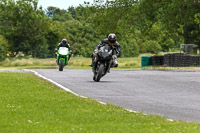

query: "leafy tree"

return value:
[1, 0, 199, 59]
[45, 20, 69, 57]
[0, 0, 50, 58]
[138, 0, 200, 45]
[46, 6, 73, 22]
[0, 35, 8, 61]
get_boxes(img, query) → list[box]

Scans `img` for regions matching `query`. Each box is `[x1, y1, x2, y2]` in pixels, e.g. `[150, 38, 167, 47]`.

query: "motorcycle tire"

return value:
[59, 60, 64, 71]
[95, 63, 104, 82]
[93, 74, 96, 81]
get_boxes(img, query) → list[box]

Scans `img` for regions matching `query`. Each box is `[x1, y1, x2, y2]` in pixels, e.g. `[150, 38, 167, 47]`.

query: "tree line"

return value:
[0, 0, 200, 61]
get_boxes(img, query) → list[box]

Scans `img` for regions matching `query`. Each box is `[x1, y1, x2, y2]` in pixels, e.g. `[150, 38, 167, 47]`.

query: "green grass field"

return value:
[1, 54, 200, 70]
[0, 72, 200, 132]
[0, 56, 142, 69]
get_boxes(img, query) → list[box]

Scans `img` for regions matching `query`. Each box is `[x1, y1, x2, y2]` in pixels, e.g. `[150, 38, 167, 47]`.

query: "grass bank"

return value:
[0, 72, 200, 132]
[0, 56, 141, 69]
[1, 55, 200, 70]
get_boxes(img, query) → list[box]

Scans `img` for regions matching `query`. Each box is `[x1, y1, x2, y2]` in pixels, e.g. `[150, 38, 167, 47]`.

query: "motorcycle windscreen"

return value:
[103, 45, 111, 52]
[101, 52, 112, 61]
[59, 47, 69, 55]
[98, 45, 112, 61]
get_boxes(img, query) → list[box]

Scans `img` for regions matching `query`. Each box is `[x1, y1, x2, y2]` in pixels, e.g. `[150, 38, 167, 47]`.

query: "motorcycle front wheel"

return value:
[95, 63, 104, 82]
[59, 60, 64, 71]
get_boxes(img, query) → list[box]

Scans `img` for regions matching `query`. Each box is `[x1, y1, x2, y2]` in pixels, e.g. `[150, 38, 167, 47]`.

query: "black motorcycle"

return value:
[92, 44, 113, 82]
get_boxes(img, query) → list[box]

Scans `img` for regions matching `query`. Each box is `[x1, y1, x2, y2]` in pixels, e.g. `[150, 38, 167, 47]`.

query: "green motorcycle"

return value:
[56, 47, 70, 71]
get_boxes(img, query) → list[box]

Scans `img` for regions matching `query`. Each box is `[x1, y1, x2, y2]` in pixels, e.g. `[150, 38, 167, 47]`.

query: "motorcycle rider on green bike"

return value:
[55, 39, 72, 60]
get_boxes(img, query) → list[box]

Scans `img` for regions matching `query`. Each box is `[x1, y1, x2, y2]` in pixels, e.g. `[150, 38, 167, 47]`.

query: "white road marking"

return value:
[28, 69, 174, 122]
[30, 70, 82, 97]
[167, 119, 174, 122]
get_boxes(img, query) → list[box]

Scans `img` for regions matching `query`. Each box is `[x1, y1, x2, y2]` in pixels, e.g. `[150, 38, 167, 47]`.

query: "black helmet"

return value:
[62, 39, 67, 44]
[108, 33, 116, 43]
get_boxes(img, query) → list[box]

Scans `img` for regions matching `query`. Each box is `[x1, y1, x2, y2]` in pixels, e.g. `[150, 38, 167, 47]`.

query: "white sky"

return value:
[38, 0, 95, 10]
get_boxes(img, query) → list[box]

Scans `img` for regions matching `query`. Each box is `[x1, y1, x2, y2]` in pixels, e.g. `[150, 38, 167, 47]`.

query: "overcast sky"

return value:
[38, 0, 95, 10]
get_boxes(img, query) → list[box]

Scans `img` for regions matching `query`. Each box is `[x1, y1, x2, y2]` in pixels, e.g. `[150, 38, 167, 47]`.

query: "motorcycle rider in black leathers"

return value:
[90, 33, 121, 68]
[55, 39, 72, 60]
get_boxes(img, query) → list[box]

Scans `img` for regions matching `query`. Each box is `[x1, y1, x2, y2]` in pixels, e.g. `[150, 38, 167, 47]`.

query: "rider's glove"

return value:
[94, 49, 98, 54]
[112, 55, 117, 59]
[94, 49, 98, 56]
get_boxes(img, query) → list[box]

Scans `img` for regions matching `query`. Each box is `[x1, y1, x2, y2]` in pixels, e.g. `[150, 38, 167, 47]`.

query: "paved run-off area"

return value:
[1, 69, 200, 123]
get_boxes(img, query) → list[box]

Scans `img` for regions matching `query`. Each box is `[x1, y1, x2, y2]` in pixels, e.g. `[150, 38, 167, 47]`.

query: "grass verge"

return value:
[0, 72, 200, 132]
[0, 57, 141, 69]
[1, 55, 200, 70]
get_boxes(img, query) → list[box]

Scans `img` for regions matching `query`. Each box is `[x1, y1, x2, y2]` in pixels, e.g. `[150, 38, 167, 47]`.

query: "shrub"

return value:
[0, 35, 8, 61]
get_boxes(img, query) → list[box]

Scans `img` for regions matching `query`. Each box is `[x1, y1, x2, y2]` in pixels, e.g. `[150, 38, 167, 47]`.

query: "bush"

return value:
[0, 35, 8, 61]
[120, 39, 139, 57]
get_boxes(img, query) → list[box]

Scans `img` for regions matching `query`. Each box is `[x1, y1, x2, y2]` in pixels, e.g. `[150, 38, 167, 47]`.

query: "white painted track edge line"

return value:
[29, 70, 106, 102]
[29, 70, 84, 97]
[28, 69, 174, 122]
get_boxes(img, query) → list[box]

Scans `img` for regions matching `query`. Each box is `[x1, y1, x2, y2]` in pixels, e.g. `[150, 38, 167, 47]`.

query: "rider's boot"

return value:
[89, 56, 95, 67]
[89, 61, 94, 67]
[113, 63, 118, 67]
[112, 59, 118, 67]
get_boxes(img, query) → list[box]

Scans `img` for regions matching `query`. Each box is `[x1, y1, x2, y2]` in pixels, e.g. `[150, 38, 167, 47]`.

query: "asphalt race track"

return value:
[31, 69, 200, 123]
